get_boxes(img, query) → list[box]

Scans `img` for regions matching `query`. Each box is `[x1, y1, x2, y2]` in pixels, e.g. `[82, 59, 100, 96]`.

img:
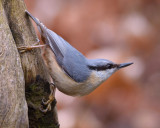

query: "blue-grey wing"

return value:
[47, 30, 64, 61]
[25, 11, 90, 82]
[46, 29, 91, 82]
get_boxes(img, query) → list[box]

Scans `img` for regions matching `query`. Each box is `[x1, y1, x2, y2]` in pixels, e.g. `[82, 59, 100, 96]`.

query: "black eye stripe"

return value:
[88, 66, 107, 71]
[88, 64, 116, 71]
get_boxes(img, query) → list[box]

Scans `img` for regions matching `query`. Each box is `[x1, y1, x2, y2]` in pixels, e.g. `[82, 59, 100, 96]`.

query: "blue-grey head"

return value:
[87, 59, 133, 82]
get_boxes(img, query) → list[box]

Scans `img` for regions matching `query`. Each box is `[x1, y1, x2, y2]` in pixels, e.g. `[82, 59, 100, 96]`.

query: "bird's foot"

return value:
[40, 83, 56, 113]
[18, 44, 46, 53]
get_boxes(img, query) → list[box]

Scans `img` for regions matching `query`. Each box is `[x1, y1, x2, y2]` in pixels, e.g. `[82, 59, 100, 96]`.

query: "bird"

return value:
[19, 10, 133, 112]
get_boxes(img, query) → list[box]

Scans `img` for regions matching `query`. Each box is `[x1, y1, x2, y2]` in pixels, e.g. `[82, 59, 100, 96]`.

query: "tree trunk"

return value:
[0, 0, 58, 127]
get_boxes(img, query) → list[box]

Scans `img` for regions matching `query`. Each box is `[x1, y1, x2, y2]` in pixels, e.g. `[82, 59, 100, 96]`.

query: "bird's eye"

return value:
[107, 64, 113, 69]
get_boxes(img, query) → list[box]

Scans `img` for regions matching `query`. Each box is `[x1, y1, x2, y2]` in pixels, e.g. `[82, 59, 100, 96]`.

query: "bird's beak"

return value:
[118, 62, 133, 68]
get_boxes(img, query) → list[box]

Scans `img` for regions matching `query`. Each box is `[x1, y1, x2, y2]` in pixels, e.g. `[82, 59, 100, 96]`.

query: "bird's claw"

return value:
[42, 98, 49, 105]
[40, 102, 52, 113]
[40, 83, 56, 113]
[18, 44, 46, 53]
[40, 98, 57, 113]
[18, 46, 33, 53]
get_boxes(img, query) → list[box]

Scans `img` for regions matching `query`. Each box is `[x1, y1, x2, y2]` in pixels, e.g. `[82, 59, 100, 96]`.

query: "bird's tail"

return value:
[25, 10, 47, 34]
[25, 10, 40, 25]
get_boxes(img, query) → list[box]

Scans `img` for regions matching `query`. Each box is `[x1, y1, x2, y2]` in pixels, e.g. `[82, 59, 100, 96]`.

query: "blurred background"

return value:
[24, 0, 160, 128]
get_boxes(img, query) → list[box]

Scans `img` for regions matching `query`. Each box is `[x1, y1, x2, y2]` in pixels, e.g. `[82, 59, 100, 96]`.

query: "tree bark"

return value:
[0, 0, 58, 127]
[0, 0, 29, 127]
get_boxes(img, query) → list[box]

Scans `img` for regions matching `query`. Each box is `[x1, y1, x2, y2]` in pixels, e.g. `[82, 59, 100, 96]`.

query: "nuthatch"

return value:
[20, 10, 133, 112]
